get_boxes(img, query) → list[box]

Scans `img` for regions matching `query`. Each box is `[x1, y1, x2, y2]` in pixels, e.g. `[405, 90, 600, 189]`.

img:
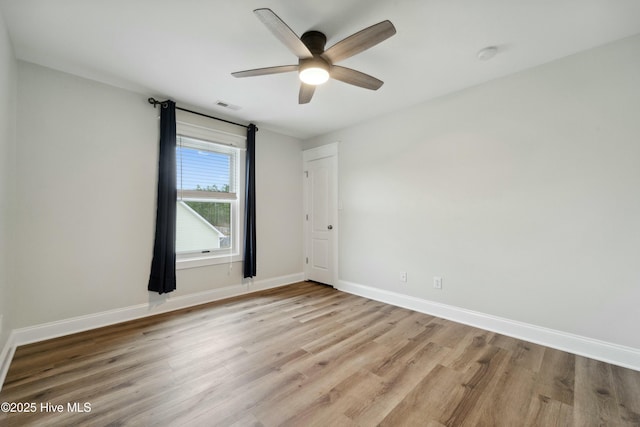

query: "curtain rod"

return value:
[147, 97, 256, 131]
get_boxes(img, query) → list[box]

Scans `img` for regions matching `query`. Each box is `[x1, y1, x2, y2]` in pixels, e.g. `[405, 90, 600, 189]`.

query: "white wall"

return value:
[303, 35, 640, 350]
[0, 11, 16, 354]
[255, 128, 304, 279]
[12, 61, 303, 329]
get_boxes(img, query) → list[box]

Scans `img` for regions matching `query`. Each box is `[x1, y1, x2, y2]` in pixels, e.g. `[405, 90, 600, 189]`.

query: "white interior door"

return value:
[304, 146, 337, 286]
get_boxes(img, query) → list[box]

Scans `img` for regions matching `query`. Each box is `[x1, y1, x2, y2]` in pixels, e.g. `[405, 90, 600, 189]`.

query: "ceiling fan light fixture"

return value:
[299, 67, 329, 85]
[299, 58, 330, 85]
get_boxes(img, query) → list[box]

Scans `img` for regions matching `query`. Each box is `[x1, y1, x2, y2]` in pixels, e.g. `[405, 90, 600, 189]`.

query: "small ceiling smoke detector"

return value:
[477, 46, 498, 61]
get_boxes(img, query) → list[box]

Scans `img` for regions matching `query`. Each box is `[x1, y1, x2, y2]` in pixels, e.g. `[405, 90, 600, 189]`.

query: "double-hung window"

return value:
[175, 113, 245, 268]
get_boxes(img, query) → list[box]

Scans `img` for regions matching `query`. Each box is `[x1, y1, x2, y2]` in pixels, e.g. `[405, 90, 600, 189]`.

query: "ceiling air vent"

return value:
[215, 100, 241, 110]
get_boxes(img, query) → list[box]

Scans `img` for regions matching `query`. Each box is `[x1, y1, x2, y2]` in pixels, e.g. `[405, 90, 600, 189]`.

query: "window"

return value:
[175, 134, 243, 267]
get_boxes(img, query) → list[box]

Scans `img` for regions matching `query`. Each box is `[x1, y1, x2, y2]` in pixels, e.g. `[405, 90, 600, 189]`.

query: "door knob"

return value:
[327, 225, 333, 230]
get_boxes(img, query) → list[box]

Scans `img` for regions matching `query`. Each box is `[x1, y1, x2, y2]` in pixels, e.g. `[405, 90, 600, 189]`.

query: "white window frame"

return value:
[174, 112, 246, 270]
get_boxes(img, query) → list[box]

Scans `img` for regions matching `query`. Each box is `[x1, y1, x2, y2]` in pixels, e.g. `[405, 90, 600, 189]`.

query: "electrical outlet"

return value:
[400, 272, 407, 282]
[433, 276, 442, 289]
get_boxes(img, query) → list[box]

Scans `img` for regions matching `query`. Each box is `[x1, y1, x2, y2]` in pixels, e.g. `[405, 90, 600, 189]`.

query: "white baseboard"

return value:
[0, 272, 303, 390]
[336, 280, 640, 372]
[0, 331, 16, 391]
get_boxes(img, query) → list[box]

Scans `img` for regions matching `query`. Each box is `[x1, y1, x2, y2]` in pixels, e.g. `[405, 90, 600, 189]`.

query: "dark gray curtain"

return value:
[243, 124, 257, 278]
[148, 100, 177, 294]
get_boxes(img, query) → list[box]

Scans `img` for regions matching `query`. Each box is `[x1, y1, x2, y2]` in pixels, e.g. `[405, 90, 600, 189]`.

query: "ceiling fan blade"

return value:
[254, 8, 313, 59]
[232, 65, 299, 78]
[330, 66, 383, 90]
[322, 20, 396, 64]
[299, 83, 315, 104]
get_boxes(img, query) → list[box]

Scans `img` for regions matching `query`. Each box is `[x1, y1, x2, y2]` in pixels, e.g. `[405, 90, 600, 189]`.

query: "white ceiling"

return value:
[1, 0, 639, 139]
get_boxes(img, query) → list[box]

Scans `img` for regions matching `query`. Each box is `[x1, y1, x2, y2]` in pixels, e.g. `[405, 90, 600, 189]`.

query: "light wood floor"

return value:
[1, 282, 639, 426]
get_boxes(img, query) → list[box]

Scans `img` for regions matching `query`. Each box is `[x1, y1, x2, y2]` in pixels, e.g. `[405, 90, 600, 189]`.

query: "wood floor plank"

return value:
[536, 346, 576, 405]
[611, 364, 640, 425]
[525, 394, 563, 427]
[573, 355, 620, 425]
[301, 308, 409, 358]
[372, 310, 435, 349]
[275, 369, 376, 427]
[370, 326, 444, 378]
[378, 363, 468, 426]
[489, 333, 546, 372]
[427, 318, 476, 349]
[463, 360, 537, 425]
[346, 341, 450, 425]
[441, 345, 512, 426]
[440, 328, 495, 372]
[1, 281, 639, 426]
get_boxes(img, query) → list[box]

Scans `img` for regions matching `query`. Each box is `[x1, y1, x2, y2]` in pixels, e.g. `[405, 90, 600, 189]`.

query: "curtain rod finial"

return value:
[148, 97, 170, 108]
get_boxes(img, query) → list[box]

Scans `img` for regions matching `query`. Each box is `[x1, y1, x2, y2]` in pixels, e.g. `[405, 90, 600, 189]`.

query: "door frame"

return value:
[303, 143, 338, 287]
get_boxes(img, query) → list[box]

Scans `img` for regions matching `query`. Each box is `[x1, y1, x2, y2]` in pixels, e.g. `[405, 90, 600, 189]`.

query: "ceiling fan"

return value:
[231, 8, 396, 104]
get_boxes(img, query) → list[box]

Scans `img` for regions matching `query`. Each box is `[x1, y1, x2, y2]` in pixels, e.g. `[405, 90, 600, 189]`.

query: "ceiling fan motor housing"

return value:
[301, 31, 327, 55]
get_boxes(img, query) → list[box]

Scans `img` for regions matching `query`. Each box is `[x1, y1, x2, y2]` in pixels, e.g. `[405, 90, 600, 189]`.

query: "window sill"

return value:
[176, 253, 242, 270]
